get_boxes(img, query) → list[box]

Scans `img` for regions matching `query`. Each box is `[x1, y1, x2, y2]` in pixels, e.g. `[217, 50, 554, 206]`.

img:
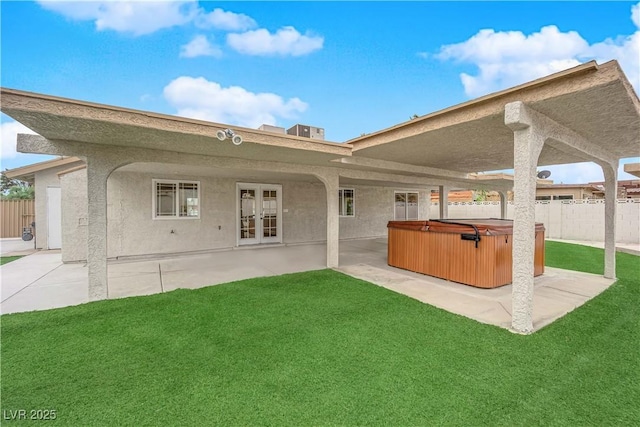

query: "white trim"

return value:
[152, 179, 201, 220]
[236, 182, 283, 246]
[338, 187, 355, 217]
[394, 190, 420, 220]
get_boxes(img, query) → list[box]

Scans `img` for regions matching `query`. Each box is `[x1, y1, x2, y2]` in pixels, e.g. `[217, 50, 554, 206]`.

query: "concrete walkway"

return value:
[0, 238, 624, 333]
[338, 264, 613, 332]
[0, 238, 37, 256]
[1, 243, 329, 314]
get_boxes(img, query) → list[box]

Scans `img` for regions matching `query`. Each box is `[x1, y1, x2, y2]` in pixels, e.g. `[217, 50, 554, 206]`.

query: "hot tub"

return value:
[387, 219, 545, 288]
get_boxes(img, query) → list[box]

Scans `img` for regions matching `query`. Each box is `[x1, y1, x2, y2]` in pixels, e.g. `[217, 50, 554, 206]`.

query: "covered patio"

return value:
[1, 239, 615, 333]
[1, 60, 638, 334]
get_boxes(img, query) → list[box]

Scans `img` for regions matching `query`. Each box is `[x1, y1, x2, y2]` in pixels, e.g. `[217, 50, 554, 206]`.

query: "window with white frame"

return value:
[339, 188, 355, 217]
[394, 191, 419, 220]
[153, 179, 200, 219]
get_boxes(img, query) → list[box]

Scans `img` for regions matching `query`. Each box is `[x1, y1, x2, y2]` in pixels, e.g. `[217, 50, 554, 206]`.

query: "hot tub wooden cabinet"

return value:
[387, 219, 545, 289]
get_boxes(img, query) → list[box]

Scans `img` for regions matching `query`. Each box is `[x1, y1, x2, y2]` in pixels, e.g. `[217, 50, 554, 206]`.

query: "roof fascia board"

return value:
[4, 155, 82, 179]
[0, 88, 351, 157]
[57, 165, 87, 177]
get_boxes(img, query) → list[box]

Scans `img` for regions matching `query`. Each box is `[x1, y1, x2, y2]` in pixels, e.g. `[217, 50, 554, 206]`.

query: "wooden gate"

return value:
[0, 199, 35, 238]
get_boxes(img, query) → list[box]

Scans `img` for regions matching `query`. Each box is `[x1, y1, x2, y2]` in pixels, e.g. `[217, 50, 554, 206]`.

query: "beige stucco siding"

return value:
[281, 181, 327, 243]
[34, 162, 82, 250]
[62, 169, 239, 262]
[60, 168, 88, 262]
[105, 172, 236, 258]
[60, 170, 433, 262]
[340, 186, 431, 240]
[536, 187, 600, 200]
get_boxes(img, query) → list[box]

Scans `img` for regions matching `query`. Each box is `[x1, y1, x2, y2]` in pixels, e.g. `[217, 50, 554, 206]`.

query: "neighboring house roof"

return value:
[430, 190, 475, 202]
[4, 156, 83, 182]
[537, 183, 603, 191]
[590, 179, 640, 197]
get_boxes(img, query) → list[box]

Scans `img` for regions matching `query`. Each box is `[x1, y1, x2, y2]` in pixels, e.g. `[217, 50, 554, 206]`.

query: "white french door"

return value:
[237, 183, 282, 246]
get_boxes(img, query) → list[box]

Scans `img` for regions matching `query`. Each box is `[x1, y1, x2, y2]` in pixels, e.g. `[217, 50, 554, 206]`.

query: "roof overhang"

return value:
[624, 163, 640, 178]
[348, 61, 640, 173]
[4, 156, 83, 182]
[0, 88, 352, 168]
[2, 60, 637, 190]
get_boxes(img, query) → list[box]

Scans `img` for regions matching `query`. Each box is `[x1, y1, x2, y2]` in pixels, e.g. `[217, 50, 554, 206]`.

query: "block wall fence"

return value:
[429, 199, 640, 244]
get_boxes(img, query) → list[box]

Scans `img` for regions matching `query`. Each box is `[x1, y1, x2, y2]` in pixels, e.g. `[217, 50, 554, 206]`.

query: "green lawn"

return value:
[0, 256, 22, 266]
[1, 241, 639, 425]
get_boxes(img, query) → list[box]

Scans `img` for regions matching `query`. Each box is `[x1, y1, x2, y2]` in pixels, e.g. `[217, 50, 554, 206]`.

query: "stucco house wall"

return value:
[63, 170, 247, 261]
[60, 167, 433, 262]
[281, 180, 326, 244]
[535, 186, 602, 200]
[106, 172, 237, 258]
[34, 162, 83, 250]
[340, 186, 431, 240]
[60, 168, 88, 262]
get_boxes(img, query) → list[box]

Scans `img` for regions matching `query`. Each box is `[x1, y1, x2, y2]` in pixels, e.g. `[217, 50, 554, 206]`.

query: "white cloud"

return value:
[632, 2, 640, 28]
[180, 35, 222, 58]
[195, 8, 256, 31]
[37, 2, 323, 58]
[38, 0, 198, 36]
[1, 121, 38, 160]
[434, 3, 640, 97]
[227, 26, 324, 56]
[163, 76, 308, 128]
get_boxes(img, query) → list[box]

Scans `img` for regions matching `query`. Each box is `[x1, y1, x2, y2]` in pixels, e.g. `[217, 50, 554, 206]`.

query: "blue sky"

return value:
[1, 1, 639, 184]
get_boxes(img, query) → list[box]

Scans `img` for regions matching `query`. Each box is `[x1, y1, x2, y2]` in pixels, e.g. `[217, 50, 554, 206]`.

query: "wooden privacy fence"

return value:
[1, 199, 35, 238]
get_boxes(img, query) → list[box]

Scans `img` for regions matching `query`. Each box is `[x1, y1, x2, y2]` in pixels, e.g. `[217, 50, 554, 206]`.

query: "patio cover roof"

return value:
[347, 60, 640, 173]
[1, 60, 639, 187]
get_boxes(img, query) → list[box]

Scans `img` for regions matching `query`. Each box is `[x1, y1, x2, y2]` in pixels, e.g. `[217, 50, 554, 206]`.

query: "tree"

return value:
[2, 185, 34, 200]
[1, 170, 33, 200]
[473, 189, 488, 202]
[1, 171, 20, 192]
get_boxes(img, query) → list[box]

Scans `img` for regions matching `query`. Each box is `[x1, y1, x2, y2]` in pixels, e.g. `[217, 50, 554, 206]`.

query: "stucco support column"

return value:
[317, 172, 340, 268]
[438, 185, 449, 219]
[600, 160, 618, 279]
[499, 191, 508, 219]
[86, 158, 121, 301]
[505, 102, 546, 334]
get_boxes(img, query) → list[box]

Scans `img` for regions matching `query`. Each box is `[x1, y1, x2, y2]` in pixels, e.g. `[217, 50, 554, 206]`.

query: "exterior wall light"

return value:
[216, 128, 243, 145]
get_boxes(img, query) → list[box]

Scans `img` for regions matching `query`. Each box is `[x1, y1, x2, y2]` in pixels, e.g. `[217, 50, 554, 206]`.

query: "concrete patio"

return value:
[1, 238, 617, 332]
